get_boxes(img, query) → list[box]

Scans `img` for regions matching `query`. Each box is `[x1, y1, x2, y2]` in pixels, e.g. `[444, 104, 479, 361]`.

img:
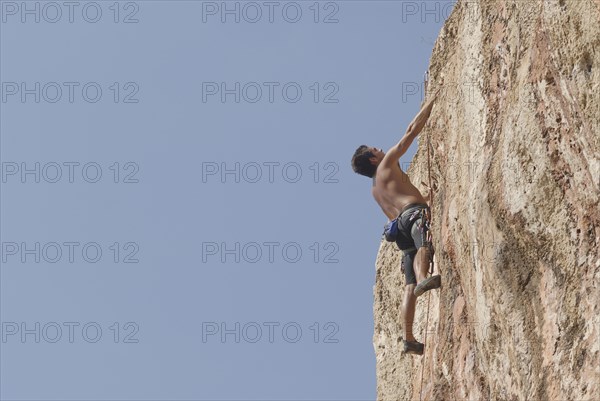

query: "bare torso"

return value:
[371, 162, 426, 220]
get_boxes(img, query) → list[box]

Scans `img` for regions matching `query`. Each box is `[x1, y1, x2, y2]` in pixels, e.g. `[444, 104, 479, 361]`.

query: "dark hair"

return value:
[351, 145, 377, 178]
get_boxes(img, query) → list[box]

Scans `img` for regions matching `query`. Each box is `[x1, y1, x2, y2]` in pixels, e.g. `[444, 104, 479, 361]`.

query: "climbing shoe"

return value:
[414, 275, 441, 297]
[403, 340, 424, 355]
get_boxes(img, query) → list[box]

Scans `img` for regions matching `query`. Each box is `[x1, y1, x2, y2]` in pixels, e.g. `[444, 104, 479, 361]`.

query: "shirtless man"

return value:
[351, 93, 441, 355]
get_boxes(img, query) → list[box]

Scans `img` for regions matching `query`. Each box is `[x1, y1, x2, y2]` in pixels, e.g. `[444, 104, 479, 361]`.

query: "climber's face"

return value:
[369, 147, 385, 166]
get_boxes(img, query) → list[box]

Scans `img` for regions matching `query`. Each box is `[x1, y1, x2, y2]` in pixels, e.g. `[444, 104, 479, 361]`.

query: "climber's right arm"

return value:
[383, 130, 419, 163]
[381, 94, 437, 165]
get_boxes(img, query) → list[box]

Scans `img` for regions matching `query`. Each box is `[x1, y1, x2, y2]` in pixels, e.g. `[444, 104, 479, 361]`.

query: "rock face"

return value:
[373, 1, 599, 400]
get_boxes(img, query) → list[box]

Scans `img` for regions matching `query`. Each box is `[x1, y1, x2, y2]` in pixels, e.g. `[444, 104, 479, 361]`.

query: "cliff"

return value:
[373, 1, 600, 400]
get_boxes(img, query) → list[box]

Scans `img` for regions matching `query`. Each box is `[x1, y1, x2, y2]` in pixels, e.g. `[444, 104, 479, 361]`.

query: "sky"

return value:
[0, 1, 452, 399]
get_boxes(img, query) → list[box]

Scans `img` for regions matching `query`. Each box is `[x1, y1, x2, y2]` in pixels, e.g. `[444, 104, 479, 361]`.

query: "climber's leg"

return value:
[403, 283, 417, 342]
[400, 250, 423, 355]
[414, 246, 430, 283]
[415, 245, 441, 297]
[402, 283, 424, 355]
[402, 281, 425, 355]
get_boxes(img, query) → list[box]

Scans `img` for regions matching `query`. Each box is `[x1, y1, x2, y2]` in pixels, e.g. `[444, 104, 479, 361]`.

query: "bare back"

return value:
[371, 162, 426, 220]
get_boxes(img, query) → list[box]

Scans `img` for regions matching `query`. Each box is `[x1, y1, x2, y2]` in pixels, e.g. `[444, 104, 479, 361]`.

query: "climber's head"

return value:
[351, 145, 385, 178]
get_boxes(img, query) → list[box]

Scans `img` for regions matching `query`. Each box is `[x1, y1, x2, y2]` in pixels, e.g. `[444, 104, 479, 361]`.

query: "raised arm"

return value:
[382, 92, 438, 165]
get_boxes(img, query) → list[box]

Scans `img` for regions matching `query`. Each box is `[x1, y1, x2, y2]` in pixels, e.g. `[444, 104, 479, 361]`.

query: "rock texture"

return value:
[373, 1, 599, 400]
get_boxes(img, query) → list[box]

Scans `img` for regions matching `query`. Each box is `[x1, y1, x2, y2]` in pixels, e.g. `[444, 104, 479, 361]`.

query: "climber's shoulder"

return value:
[377, 157, 404, 180]
[381, 148, 397, 164]
[380, 143, 407, 169]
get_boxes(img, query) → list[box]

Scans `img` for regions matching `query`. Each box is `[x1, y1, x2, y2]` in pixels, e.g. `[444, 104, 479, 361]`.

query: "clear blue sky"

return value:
[1, 1, 451, 399]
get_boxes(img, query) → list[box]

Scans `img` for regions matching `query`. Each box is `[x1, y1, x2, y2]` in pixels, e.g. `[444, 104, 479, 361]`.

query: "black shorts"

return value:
[395, 203, 431, 285]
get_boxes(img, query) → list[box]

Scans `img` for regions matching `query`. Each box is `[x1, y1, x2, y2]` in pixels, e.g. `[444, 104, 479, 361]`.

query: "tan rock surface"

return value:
[373, 1, 599, 400]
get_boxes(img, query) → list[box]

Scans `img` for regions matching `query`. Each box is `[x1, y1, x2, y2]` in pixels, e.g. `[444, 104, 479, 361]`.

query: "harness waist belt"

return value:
[399, 202, 429, 217]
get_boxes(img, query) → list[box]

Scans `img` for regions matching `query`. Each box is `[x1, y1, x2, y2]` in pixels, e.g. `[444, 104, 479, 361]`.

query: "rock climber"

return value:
[351, 92, 442, 356]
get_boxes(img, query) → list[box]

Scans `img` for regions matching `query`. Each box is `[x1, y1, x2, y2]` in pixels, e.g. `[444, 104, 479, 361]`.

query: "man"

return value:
[351, 93, 441, 356]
